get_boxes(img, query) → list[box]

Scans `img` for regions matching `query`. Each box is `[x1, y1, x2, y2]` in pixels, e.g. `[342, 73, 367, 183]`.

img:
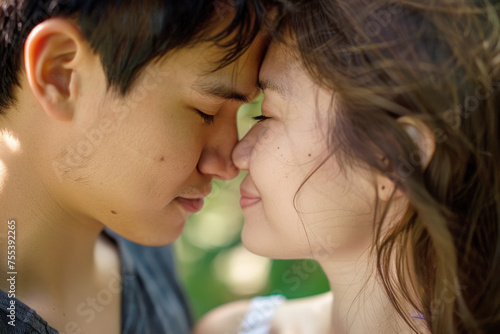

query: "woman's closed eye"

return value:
[253, 115, 272, 123]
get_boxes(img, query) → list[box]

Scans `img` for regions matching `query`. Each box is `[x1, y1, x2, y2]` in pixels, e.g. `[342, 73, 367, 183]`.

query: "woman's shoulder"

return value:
[194, 292, 332, 334]
[193, 295, 286, 334]
[193, 299, 251, 334]
[271, 292, 332, 334]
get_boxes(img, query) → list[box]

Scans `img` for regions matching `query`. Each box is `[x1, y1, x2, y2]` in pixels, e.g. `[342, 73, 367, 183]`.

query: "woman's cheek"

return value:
[253, 124, 274, 148]
[249, 126, 274, 164]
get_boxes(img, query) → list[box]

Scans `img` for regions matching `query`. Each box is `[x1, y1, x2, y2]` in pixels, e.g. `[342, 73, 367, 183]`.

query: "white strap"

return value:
[238, 295, 286, 334]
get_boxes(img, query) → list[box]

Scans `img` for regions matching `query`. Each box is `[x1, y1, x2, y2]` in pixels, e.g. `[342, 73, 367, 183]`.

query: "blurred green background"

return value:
[173, 96, 330, 320]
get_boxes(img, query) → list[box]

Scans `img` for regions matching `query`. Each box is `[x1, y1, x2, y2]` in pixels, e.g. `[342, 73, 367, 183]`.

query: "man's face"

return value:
[48, 36, 265, 246]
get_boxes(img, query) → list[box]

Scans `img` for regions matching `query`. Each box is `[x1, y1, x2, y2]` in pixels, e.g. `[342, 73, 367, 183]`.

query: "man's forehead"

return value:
[192, 30, 268, 70]
[158, 31, 266, 103]
[193, 40, 267, 103]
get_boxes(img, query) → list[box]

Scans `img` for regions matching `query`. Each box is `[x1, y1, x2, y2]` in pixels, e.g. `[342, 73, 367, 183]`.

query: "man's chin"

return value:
[125, 225, 186, 246]
[111, 215, 188, 246]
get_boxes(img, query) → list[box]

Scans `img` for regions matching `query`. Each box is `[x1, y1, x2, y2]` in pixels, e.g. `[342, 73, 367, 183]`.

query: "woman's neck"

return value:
[318, 251, 414, 334]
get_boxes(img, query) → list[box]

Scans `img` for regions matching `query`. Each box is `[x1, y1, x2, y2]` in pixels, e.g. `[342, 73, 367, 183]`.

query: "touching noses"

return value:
[197, 116, 239, 181]
[232, 124, 260, 171]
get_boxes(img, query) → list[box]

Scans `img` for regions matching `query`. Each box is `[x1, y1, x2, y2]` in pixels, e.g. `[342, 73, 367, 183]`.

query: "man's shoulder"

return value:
[103, 227, 177, 275]
[0, 289, 59, 334]
[102, 228, 193, 334]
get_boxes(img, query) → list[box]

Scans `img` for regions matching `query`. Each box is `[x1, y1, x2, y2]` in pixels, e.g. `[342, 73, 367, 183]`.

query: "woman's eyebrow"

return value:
[256, 78, 289, 97]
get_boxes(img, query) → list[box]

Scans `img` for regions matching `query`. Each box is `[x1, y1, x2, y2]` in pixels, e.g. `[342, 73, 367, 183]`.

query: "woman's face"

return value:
[232, 42, 377, 261]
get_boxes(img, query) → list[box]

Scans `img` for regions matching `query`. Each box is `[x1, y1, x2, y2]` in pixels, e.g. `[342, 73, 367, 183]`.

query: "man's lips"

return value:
[176, 197, 205, 213]
[175, 184, 212, 214]
[240, 189, 261, 209]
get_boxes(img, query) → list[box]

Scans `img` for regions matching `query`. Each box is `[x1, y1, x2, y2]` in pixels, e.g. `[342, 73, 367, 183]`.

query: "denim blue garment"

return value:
[0, 228, 192, 334]
[0, 293, 58, 334]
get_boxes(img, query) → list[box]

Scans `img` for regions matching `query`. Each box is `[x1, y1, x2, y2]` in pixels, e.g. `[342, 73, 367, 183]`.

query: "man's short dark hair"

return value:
[0, 0, 272, 112]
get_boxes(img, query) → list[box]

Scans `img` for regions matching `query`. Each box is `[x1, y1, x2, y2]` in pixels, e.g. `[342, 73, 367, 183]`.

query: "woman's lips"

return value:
[176, 197, 204, 213]
[240, 190, 261, 209]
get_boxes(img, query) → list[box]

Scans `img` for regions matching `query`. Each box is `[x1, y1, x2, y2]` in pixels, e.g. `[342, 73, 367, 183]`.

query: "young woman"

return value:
[195, 0, 500, 333]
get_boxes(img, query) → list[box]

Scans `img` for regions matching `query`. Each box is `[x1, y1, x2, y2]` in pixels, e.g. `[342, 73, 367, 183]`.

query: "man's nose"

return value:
[197, 115, 239, 181]
[232, 124, 262, 171]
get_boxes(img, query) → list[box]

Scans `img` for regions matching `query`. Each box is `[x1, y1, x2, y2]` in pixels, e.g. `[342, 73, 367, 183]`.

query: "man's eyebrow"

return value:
[256, 78, 288, 96]
[196, 82, 251, 103]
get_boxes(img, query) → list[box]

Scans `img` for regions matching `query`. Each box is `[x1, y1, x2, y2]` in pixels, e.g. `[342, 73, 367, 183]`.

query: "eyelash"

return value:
[253, 115, 272, 123]
[197, 110, 215, 125]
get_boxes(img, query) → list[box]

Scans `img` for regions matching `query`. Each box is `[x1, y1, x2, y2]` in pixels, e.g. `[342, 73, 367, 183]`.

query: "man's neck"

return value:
[0, 161, 123, 333]
[0, 139, 105, 305]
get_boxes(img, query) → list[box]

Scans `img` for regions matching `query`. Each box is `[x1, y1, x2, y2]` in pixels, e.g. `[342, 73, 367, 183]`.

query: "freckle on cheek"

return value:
[158, 156, 165, 162]
[111, 210, 117, 215]
[308, 154, 311, 157]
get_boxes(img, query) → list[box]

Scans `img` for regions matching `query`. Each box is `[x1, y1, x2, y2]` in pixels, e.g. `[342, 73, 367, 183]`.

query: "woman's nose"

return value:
[232, 124, 262, 171]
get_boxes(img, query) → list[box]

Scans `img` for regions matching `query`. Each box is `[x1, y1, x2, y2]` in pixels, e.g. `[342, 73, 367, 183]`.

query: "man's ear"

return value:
[24, 18, 88, 122]
[376, 116, 436, 202]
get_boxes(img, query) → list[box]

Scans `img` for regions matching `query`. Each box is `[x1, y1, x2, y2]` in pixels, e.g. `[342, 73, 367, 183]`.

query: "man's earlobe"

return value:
[24, 18, 86, 122]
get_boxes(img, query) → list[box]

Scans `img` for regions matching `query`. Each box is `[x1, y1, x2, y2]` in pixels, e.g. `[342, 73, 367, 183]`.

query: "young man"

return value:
[0, 1, 270, 333]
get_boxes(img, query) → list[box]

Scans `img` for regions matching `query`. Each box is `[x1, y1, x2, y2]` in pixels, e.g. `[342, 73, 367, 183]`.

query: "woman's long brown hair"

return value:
[276, 0, 500, 332]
